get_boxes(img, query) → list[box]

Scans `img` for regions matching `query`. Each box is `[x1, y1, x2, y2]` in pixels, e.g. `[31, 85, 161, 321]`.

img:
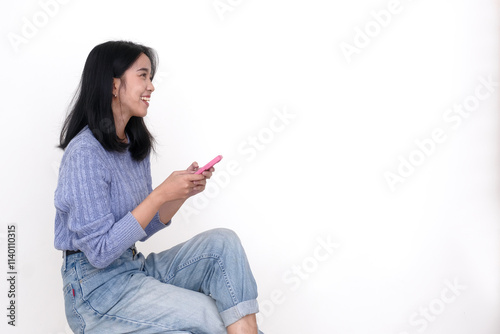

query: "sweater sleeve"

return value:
[140, 155, 170, 241]
[63, 145, 147, 269]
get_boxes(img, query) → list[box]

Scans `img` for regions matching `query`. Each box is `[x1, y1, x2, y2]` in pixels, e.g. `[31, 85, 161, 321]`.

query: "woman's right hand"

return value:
[154, 170, 206, 203]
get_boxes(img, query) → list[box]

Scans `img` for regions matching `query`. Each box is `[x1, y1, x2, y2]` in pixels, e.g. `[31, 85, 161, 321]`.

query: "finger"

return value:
[175, 170, 195, 175]
[185, 173, 206, 181]
[202, 167, 215, 179]
[192, 185, 206, 193]
[188, 183, 205, 195]
[193, 179, 207, 186]
[187, 162, 199, 172]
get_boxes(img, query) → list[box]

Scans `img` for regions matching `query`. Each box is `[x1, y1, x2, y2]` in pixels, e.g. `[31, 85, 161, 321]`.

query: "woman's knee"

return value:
[205, 228, 241, 245]
[196, 228, 244, 255]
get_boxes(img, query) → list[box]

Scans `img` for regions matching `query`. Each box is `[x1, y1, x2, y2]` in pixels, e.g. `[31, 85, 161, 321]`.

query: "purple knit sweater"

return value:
[54, 126, 168, 268]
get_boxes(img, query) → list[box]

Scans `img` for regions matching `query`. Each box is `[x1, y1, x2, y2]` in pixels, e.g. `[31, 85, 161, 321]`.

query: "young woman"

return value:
[54, 41, 263, 334]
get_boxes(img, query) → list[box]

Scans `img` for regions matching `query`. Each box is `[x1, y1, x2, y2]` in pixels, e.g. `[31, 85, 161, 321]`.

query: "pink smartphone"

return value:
[195, 155, 223, 174]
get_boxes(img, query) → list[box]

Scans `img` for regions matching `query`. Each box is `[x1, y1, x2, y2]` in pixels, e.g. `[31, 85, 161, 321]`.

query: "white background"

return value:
[1, 0, 499, 333]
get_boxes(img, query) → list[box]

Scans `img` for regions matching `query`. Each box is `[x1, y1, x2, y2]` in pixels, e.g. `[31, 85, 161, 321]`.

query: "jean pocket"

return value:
[78, 258, 105, 281]
[61, 265, 76, 280]
[63, 282, 85, 334]
[77, 256, 134, 315]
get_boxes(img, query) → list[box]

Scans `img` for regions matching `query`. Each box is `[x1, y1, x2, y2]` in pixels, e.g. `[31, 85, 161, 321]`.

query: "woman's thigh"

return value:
[91, 273, 227, 334]
[63, 249, 227, 333]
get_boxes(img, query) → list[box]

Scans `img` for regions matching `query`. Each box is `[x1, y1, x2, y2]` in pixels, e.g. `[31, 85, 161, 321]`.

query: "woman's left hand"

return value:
[187, 162, 214, 194]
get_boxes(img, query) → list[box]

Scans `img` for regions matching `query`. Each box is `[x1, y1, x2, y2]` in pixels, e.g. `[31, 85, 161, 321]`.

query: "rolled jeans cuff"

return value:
[220, 299, 260, 327]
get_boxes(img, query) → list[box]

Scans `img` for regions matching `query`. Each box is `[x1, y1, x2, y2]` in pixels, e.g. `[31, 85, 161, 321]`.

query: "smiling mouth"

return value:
[140, 97, 150, 102]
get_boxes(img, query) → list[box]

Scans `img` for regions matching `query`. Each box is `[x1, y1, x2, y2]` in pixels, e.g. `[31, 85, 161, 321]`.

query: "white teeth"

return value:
[141, 97, 150, 102]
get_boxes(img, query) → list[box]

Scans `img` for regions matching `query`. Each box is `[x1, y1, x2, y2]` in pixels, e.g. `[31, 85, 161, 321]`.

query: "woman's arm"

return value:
[158, 199, 186, 224]
[132, 163, 214, 228]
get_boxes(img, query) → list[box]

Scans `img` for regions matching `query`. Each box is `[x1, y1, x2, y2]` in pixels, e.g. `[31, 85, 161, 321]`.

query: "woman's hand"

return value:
[186, 161, 215, 196]
[154, 162, 215, 204]
[153, 170, 204, 203]
[187, 162, 215, 179]
[140, 163, 216, 226]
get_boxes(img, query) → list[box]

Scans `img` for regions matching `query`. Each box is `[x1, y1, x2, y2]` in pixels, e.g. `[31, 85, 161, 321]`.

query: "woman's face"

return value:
[113, 53, 155, 120]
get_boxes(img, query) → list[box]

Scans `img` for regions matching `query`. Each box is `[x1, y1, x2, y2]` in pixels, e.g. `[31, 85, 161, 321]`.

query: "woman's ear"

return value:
[112, 78, 121, 97]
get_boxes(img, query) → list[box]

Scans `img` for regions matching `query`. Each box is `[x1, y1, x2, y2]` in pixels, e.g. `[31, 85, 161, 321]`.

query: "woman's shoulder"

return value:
[67, 125, 103, 149]
[63, 126, 107, 162]
[58, 126, 114, 184]
[62, 126, 148, 167]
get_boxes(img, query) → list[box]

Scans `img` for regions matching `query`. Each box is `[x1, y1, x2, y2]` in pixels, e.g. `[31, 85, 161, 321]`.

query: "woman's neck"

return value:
[112, 107, 130, 143]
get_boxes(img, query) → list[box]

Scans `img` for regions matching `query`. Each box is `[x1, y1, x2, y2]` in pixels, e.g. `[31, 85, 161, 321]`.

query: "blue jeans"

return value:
[61, 228, 263, 333]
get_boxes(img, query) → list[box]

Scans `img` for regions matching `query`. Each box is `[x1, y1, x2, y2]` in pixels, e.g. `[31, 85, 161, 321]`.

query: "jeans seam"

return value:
[62, 266, 76, 279]
[163, 253, 239, 306]
[77, 269, 198, 332]
[217, 257, 239, 306]
[82, 298, 181, 332]
[66, 282, 86, 333]
[78, 259, 104, 282]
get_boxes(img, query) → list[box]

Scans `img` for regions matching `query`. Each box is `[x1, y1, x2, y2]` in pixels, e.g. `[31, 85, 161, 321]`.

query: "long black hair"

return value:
[59, 41, 158, 161]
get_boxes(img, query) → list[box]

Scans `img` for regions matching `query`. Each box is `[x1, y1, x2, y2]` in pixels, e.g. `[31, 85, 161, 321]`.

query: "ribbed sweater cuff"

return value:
[142, 212, 170, 241]
[118, 211, 147, 245]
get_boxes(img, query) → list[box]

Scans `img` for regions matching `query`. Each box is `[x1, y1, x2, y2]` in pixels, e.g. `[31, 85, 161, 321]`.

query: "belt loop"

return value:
[62, 251, 67, 271]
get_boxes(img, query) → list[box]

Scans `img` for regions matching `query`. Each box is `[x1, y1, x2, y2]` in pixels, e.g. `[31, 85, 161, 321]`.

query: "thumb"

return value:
[187, 161, 199, 172]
